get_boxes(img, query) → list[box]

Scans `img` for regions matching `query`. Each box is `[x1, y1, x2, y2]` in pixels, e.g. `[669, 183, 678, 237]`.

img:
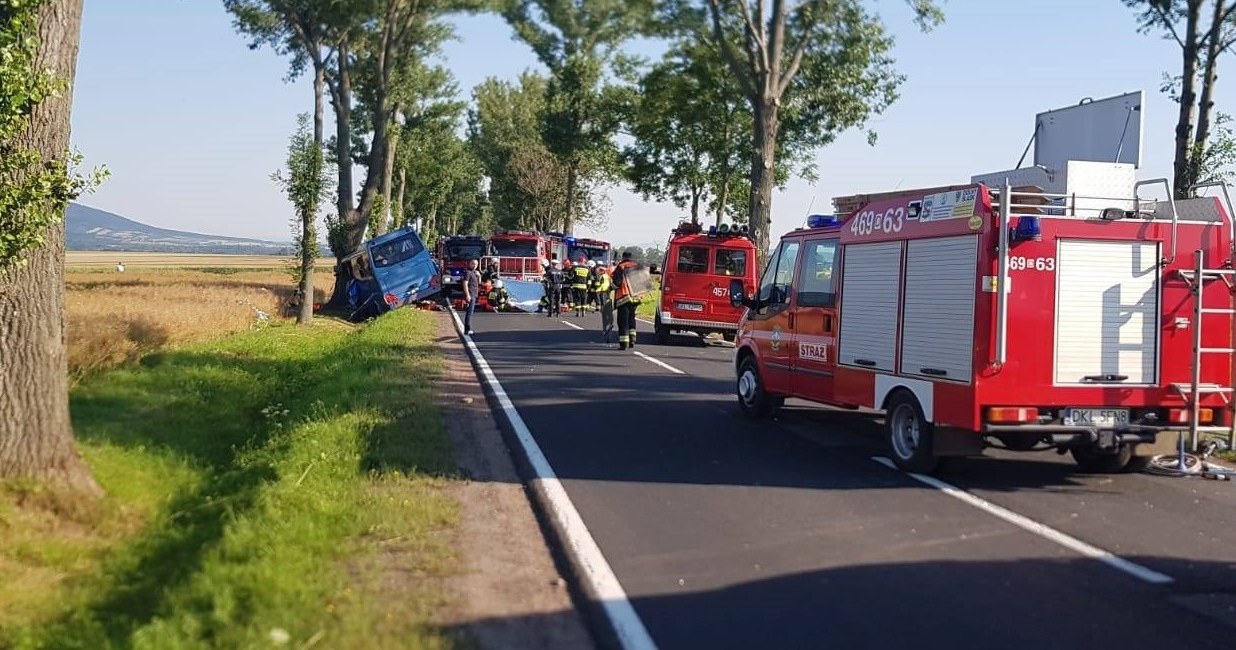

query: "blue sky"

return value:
[69, 0, 1233, 250]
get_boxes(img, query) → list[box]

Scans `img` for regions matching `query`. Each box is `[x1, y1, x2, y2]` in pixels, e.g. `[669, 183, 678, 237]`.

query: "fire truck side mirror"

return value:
[728, 278, 749, 309]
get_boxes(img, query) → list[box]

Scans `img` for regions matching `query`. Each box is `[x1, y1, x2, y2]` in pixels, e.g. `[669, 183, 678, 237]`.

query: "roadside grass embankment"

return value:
[65, 267, 334, 381]
[0, 308, 464, 649]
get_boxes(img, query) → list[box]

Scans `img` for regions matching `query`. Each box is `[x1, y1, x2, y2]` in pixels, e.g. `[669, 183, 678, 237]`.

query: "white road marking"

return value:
[559, 319, 586, 331]
[636, 317, 655, 325]
[871, 456, 1174, 585]
[448, 307, 659, 650]
[632, 350, 686, 375]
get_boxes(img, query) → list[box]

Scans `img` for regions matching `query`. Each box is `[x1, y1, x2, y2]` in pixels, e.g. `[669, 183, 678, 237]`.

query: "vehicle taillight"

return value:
[430, 275, 441, 287]
[384, 293, 399, 306]
[986, 407, 1038, 423]
[1168, 408, 1213, 424]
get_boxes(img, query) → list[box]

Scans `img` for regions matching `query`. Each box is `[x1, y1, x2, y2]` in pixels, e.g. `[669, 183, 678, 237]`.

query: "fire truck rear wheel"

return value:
[1069, 444, 1133, 474]
[722, 331, 736, 343]
[654, 313, 671, 345]
[886, 390, 938, 474]
[737, 356, 781, 418]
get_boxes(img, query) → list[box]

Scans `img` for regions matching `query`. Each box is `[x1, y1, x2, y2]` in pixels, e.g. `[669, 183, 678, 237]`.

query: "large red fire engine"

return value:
[436, 235, 491, 296]
[488, 230, 567, 281]
[730, 92, 1236, 475]
[653, 221, 758, 344]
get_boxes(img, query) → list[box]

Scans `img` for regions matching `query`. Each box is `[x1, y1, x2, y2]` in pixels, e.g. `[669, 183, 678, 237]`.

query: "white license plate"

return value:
[1063, 408, 1129, 427]
[676, 302, 704, 312]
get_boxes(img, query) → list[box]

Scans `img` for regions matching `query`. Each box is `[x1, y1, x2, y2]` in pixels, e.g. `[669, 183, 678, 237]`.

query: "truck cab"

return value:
[437, 235, 491, 295]
[654, 222, 757, 345]
[342, 225, 440, 321]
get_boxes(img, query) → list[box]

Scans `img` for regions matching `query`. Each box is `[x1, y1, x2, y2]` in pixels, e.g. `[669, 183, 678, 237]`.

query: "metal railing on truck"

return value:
[989, 179, 1236, 451]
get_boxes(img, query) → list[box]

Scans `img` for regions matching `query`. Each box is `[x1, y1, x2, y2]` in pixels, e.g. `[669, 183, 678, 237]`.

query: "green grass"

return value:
[636, 289, 661, 320]
[0, 310, 462, 649]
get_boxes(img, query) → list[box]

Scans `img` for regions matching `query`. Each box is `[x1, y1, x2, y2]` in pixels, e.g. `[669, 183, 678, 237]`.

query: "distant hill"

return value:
[67, 203, 293, 255]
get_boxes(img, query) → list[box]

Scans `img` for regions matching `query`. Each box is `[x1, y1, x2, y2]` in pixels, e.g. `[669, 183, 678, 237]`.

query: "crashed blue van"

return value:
[342, 225, 441, 321]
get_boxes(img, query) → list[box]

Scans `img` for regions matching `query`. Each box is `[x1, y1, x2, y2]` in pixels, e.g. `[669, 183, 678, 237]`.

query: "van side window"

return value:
[676, 246, 710, 274]
[757, 241, 800, 308]
[714, 249, 747, 276]
[797, 239, 839, 307]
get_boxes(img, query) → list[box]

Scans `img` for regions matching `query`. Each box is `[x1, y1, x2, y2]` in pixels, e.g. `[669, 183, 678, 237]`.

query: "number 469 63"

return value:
[1009, 256, 1055, 271]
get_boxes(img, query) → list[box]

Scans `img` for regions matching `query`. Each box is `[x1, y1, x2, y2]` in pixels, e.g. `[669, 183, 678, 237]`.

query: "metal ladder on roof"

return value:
[1173, 248, 1236, 451]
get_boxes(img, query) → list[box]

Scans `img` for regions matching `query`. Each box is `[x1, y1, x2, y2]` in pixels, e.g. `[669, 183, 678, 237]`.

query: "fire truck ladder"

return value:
[1174, 247, 1236, 452]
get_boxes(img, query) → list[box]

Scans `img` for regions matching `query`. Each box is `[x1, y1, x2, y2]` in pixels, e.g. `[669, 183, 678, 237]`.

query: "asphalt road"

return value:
[464, 310, 1236, 650]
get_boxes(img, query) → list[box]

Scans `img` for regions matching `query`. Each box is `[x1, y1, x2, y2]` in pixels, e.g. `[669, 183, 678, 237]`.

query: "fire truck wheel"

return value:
[722, 332, 736, 343]
[737, 356, 781, 418]
[1069, 444, 1133, 474]
[886, 390, 938, 474]
[655, 313, 671, 345]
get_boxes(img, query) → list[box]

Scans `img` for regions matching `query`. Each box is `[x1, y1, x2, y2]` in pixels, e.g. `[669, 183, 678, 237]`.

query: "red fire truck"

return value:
[653, 221, 758, 344]
[436, 235, 491, 296]
[730, 165, 1236, 475]
[565, 236, 613, 265]
[488, 230, 567, 281]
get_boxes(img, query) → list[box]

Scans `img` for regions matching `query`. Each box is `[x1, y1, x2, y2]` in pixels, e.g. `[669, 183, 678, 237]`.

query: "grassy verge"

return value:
[636, 289, 661, 320]
[0, 309, 461, 649]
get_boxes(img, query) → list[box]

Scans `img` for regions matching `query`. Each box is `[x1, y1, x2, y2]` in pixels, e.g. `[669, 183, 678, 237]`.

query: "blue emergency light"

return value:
[708, 225, 718, 237]
[564, 236, 576, 245]
[807, 214, 840, 228]
[1012, 215, 1042, 242]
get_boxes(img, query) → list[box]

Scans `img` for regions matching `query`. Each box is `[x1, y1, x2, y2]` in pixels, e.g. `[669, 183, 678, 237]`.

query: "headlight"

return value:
[441, 274, 452, 283]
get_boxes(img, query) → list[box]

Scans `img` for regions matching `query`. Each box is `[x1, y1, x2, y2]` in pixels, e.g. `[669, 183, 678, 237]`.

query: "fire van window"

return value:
[714, 249, 747, 276]
[676, 246, 710, 274]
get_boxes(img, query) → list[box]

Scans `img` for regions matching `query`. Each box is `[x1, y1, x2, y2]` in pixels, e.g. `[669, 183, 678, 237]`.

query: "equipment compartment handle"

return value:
[854, 359, 877, 367]
[920, 368, 948, 376]
[1082, 374, 1128, 382]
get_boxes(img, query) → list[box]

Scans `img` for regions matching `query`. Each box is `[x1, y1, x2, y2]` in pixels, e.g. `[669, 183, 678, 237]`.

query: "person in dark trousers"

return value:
[462, 258, 481, 336]
[543, 260, 565, 317]
[611, 251, 641, 350]
[569, 257, 591, 317]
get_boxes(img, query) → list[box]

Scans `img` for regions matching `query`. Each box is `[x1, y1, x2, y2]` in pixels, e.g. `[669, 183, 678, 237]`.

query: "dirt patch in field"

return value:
[432, 314, 597, 649]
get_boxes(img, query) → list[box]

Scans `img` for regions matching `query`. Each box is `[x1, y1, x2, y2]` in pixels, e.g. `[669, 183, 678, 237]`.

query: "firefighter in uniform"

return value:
[543, 260, 565, 317]
[591, 261, 614, 340]
[569, 257, 591, 317]
[611, 251, 641, 350]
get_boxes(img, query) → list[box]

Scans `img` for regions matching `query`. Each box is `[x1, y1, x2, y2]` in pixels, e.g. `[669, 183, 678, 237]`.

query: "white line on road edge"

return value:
[871, 456, 1174, 585]
[559, 319, 586, 331]
[636, 317, 655, 325]
[632, 350, 686, 375]
[448, 307, 659, 650]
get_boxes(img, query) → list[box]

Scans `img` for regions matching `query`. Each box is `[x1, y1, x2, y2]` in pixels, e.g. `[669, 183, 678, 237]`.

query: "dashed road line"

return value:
[632, 350, 686, 375]
[871, 456, 1174, 585]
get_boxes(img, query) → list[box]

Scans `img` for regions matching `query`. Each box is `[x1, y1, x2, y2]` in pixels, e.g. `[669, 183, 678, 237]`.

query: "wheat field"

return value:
[65, 259, 338, 380]
[67, 251, 337, 269]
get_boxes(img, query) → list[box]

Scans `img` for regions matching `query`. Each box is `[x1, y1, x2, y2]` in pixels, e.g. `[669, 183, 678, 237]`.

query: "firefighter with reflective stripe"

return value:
[591, 261, 614, 340]
[543, 260, 565, 317]
[611, 251, 642, 350]
[569, 257, 591, 317]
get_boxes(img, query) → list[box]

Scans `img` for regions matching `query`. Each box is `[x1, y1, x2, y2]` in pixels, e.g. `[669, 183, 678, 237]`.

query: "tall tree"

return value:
[1125, 1, 1236, 197]
[0, 0, 102, 494]
[467, 72, 552, 228]
[502, 0, 654, 233]
[272, 113, 332, 324]
[696, 0, 942, 258]
[622, 35, 810, 227]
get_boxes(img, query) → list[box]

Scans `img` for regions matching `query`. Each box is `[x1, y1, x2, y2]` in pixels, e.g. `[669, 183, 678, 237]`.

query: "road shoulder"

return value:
[433, 313, 597, 650]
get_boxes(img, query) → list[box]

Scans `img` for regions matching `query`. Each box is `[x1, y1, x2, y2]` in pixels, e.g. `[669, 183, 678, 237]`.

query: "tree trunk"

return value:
[1192, 0, 1225, 187]
[324, 38, 357, 312]
[1174, 3, 1203, 199]
[749, 100, 779, 263]
[564, 163, 578, 234]
[716, 176, 730, 227]
[298, 62, 327, 326]
[690, 187, 702, 225]
[379, 125, 398, 235]
[0, 0, 100, 496]
[396, 167, 407, 230]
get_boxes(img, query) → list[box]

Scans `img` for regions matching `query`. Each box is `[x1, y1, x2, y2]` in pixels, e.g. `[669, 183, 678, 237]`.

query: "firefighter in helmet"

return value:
[569, 256, 591, 317]
[611, 251, 642, 350]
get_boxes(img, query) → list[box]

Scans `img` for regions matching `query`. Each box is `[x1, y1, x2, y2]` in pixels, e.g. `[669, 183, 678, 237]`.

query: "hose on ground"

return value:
[1142, 440, 1235, 479]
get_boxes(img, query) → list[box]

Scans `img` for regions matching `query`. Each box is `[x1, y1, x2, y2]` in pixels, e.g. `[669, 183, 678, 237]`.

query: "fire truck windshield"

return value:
[370, 235, 425, 268]
[491, 239, 539, 258]
[568, 246, 609, 263]
[443, 242, 485, 261]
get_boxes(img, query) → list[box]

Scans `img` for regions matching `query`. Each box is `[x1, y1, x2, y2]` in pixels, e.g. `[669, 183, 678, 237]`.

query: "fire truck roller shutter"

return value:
[1054, 240, 1159, 385]
[900, 235, 979, 383]
[837, 241, 902, 372]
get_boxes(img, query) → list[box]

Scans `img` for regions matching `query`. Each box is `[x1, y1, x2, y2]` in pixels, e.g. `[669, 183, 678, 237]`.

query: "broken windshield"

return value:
[370, 235, 426, 268]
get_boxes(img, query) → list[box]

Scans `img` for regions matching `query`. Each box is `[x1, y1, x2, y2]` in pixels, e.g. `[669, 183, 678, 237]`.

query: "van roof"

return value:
[669, 232, 756, 248]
